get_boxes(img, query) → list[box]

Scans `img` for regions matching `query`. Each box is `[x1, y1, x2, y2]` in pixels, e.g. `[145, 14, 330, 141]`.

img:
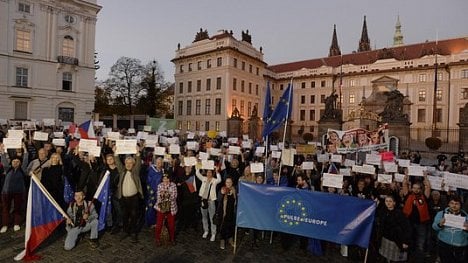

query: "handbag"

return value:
[159, 200, 171, 213]
[201, 198, 209, 209]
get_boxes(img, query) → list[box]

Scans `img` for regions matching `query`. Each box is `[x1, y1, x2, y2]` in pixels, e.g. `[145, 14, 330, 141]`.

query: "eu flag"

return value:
[63, 175, 74, 205]
[93, 171, 111, 231]
[262, 83, 293, 138]
[263, 82, 272, 124]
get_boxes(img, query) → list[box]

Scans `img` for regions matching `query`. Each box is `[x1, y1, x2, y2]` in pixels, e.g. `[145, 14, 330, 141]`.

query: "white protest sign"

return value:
[408, 165, 426, 176]
[43, 118, 55, 126]
[127, 128, 135, 134]
[201, 160, 215, 170]
[228, 138, 238, 144]
[242, 135, 249, 140]
[115, 140, 137, 154]
[322, 173, 343, 189]
[169, 144, 181, 155]
[143, 125, 152, 132]
[52, 138, 66, 147]
[218, 131, 227, 137]
[136, 131, 148, 140]
[53, 132, 64, 138]
[145, 135, 159, 148]
[255, 147, 265, 156]
[397, 159, 410, 168]
[79, 139, 97, 152]
[444, 214, 466, 229]
[444, 172, 468, 190]
[378, 174, 393, 184]
[362, 164, 376, 175]
[7, 130, 24, 139]
[187, 132, 195, 139]
[394, 173, 405, 182]
[184, 157, 197, 167]
[301, 161, 314, 170]
[101, 128, 112, 137]
[22, 121, 36, 130]
[317, 153, 330, 163]
[281, 148, 295, 167]
[198, 152, 209, 160]
[242, 141, 252, 149]
[383, 162, 398, 173]
[154, 146, 166, 156]
[33, 131, 49, 141]
[344, 159, 355, 167]
[167, 130, 175, 136]
[167, 137, 179, 145]
[209, 148, 221, 156]
[107, 132, 121, 140]
[270, 145, 279, 151]
[271, 151, 282, 159]
[186, 141, 199, 151]
[88, 146, 102, 157]
[330, 154, 342, 163]
[228, 146, 241, 155]
[278, 142, 284, 150]
[340, 168, 351, 176]
[93, 121, 104, 127]
[3, 138, 22, 149]
[250, 163, 264, 173]
[428, 176, 447, 191]
[366, 154, 381, 165]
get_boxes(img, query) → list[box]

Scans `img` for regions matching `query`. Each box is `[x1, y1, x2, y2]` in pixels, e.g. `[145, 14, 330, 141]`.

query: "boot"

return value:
[220, 239, 225, 250]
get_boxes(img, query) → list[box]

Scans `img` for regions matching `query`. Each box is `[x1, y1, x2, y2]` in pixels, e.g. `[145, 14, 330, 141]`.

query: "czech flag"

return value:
[185, 175, 196, 193]
[15, 176, 69, 261]
[78, 120, 96, 139]
[93, 171, 111, 232]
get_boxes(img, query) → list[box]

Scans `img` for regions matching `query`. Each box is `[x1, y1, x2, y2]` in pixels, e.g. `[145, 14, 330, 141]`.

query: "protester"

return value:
[154, 173, 177, 246]
[402, 174, 432, 260]
[0, 144, 28, 233]
[114, 146, 143, 243]
[377, 195, 411, 262]
[103, 153, 122, 234]
[64, 190, 99, 250]
[41, 153, 65, 209]
[216, 177, 236, 250]
[432, 195, 468, 263]
[146, 157, 163, 227]
[196, 165, 221, 242]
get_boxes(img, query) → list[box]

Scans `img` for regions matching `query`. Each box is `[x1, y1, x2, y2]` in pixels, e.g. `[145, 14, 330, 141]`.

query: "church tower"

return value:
[358, 16, 371, 52]
[328, 24, 341, 57]
[393, 16, 404, 46]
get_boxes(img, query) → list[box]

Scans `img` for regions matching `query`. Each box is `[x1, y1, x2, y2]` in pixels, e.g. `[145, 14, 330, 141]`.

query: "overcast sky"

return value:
[95, 0, 468, 82]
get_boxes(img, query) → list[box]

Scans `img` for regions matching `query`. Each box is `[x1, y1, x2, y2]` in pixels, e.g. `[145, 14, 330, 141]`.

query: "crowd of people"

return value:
[0, 125, 467, 263]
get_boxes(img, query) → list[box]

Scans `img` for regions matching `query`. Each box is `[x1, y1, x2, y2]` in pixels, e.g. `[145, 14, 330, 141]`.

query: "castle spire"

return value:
[393, 15, 404, 46]
[328, 24, 341, 57]
[358, 16, 371, 52]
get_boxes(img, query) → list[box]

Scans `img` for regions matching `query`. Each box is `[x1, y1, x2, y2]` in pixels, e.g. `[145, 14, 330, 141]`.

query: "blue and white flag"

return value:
[93, 171, 111, 232]
[236, 181, 376, 248]
[63, 175, 74, 204]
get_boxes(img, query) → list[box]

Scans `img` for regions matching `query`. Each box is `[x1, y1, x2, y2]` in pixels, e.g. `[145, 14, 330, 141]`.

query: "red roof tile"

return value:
[268, 37, 468, 73]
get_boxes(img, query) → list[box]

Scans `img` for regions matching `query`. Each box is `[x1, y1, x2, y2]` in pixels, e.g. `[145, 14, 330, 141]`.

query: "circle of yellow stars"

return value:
[278, 197, 308, 227]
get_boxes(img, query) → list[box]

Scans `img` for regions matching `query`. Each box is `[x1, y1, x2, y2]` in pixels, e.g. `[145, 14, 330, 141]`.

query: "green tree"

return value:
[137, 60, 171, 117]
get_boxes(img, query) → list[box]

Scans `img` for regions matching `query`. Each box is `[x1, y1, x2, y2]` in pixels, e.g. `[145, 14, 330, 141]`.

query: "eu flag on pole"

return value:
[262, 83, 293, 138]
[93, 171, 111, 232]
[15, 176, 68, 261]
[263, 82, 272, 124]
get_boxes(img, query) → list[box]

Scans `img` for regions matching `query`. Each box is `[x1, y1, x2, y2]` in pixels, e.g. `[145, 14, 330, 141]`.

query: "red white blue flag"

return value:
[15, 176, 69, 261]
[77, 120, 96, 139]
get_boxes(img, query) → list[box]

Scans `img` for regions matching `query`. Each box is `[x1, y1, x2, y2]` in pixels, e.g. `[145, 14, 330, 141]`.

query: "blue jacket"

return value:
[432, 207, 468, 247]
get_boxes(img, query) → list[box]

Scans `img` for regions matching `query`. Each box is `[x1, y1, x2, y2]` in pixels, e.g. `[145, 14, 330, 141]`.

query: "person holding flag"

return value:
[146, 157, 164, 227]
[64, 190, 99, 250]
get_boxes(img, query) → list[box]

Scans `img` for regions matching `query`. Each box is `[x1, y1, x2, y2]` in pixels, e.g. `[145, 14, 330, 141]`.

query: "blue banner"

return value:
[236, 182, 376, 248]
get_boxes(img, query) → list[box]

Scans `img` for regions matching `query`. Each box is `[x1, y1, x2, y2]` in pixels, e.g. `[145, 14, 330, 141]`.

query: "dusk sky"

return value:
[95, 0, 468, 82]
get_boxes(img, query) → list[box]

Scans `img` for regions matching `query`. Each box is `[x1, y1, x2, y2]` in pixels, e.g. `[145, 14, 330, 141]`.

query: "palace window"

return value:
[15, 29, 31, 52]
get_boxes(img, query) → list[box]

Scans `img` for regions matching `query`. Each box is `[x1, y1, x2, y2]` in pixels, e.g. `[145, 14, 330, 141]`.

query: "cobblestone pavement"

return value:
[0, 224, 359, 263]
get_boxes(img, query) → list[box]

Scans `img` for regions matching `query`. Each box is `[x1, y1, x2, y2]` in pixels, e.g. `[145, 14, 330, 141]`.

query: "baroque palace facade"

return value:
[0, 0, 101, 124]
[173, 18, 468, 149]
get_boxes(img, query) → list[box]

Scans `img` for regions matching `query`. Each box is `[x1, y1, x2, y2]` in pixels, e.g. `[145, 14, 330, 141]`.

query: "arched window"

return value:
[62, 35, 74, 57]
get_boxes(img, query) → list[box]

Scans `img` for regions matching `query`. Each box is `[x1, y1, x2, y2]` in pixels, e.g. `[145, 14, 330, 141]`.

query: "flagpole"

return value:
[233, 226, 238, 254]
[277, 79, 293, 186]
[263, 135, 268, 184]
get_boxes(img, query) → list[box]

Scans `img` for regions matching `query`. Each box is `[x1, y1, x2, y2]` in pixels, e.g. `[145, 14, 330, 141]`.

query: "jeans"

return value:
[1, 193, 23, 226]
[155, 211, 175, 242]
[64, 219, 98, 250]
[412, 222, 430, 253]
[438, 240, 468, 263]
[120, 194, 140, 234]
[201, 200, 216, 235]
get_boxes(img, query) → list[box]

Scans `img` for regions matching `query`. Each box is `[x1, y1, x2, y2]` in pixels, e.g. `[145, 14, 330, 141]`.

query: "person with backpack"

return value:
[0, 143, 29, 233]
